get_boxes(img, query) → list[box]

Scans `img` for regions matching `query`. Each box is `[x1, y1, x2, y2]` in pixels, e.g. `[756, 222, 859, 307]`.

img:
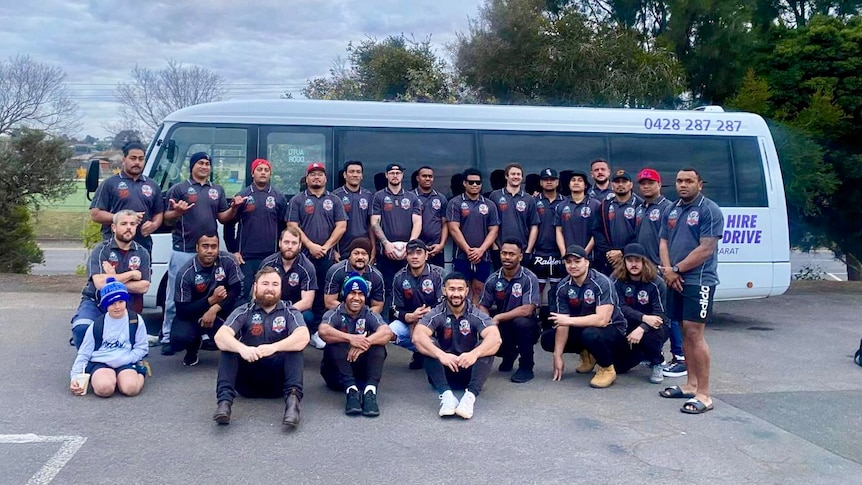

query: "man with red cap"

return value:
[287, 162, 347, 348]
[224, 158, 289, 300]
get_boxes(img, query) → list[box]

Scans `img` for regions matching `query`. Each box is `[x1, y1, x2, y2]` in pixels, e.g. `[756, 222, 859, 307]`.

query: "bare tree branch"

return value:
[0, 55, 80, 135]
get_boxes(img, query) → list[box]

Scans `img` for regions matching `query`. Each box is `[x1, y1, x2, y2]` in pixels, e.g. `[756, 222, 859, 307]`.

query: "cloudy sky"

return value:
[0, 0, 483, 138]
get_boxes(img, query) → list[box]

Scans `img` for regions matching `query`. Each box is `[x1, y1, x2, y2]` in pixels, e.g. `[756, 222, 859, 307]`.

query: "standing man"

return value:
[593, 169, 639, 275]
[318, 276, 393, 417]
[287, 162, 347, 348]
[533, 168, 565, 293]
[479, 239, 541, 383]
[542, 245, 627, 388]
[172, 233, 243, 366]
[213, 267, 309, 427]
[371, 162, 422, 313]
[224, 158, 288, 300]
[259, 227, 318, 325]
[555, 170, 600, 259]
[89, 141, 164, 253]
[446, 169, 499, 305]
[389, 239, 446, 369]
[587, 158, 613, 201]
[333, 160, 375, 261]
[161, 151, 238, 355]
[413, 272, 502, 419]
[489, 163, 540, 268]
[323, 237, 385, 315]
[658, 168, 724, 415]
[70, 210, 151, 348]
[412, 166, 449, 267]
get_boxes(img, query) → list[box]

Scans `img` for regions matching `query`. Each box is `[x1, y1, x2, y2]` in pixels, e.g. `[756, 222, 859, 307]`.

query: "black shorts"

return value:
[667, 285, 716, 324]
[452, 259, 493, 283]
[529, 254, 564, 283]
[85, 362, 142, 376]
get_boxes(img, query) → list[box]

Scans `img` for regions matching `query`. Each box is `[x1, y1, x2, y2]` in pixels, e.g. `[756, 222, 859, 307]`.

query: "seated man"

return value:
[172, 232, 243, 366]
[413, 272, 502, 419]
[70, 278, 148, 397]
[70, 210, 151, 348]
[479, 239, 541, 383]
[389, 239, 446, 370]
[543, 245, 627, 388]
[212, 267, 310, 427]
[259, 227, 317, 326]
[612, 243, 669, 384]
[318, 276, 393, 417]
[323, 237, 385, 315]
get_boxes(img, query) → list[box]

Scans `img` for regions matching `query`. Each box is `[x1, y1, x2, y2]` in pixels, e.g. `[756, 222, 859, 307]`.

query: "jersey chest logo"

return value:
[304, 198, 315, 215]
[516, 200, 526, 212]
[355, 318, 366, 334]
[667, 208, 679, 230]
[402, 279, 414, 299]
[511, 282, 523, 298]
[567, 287, 579, 307]
[341, 196, 352, 212]
[400, 198, 411, 210]
[187, 187, 198, 204]
[265, 196, 276, 210]
[649, 208, 661, 221]
[272, 316, 286, 333]
[359, 197, 368, 210]
[323, 199, 334, 211]
[624, 207, 636, 220]
[497, 196, 508, 212]
[141, 184, 153, 198]
[245, 195, 256, 213]
[460, 202, 470, 217]
[194, 274, 207, 293]
[128, 256, 141, 271]
[637, 290, 649, 305]
[250, 312, 264, 336]
[118, 181, 129, 198]
[421, 279, 434, 294]
[214, 267, 226, 281]
[383, 196, 393, 212]
[431, 198, 441, 211]
[288, 272, 300, 286]
[208, 188, 219, 201]
[459, 319, 471, 336]
[687, 211, 700, 226]
[580, 206, 591, 218]
[608, 204, 616, 221]
[584, 289, 595, 305]
[478, 204, 489, 215]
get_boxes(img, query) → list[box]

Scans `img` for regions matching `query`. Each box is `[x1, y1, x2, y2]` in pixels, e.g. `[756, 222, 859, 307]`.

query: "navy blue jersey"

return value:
[593, 195, 639, 255]
[480, 266, 540, 314]
[535, 193, 564, 255]
[333, 185, 373, 254]
[259, 252, 318, 304]
[635, 196, 673, 266]
[553, 268, 627, 333]
[414, 189, 448, 246]
[371, 187, 421, 244]
[321, 304, 387, 335]
[323, 260, 385, 304]
[165, 180, 229, 252]
[489, 188, 540, 248]
[90, 172, 164, 244]
[82, 239, 151, 301]
[225, 184, 288, 259]
[613, 276, 668, 331]
[445, 194, 499, 262]
[419, 301, 493, 355]
[660, 194, 724, 286]
[225, 300, 305, 347]
[554, 197, 601, 250]
[391, 263, 446, 319]
[287, 190, 347, 257]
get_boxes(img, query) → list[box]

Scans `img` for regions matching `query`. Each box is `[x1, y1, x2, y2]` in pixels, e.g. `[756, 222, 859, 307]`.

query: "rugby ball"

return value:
[392, 241, 407, 259]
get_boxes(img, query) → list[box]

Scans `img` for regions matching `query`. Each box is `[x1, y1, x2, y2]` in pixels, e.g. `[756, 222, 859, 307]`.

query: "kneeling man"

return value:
[413, 272, 502, 419]
[213, 267, 310, 427]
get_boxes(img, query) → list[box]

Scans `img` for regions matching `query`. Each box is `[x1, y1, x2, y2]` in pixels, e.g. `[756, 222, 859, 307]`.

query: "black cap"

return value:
[569, 170, 591, 189]
[623, 243, 647, 259]
[612, 169, 632, 182]
[540, 168, 558, 179]
[385, 163, 404, 173]
[564, 245, 588, 259]
[406, 239, 428, 252]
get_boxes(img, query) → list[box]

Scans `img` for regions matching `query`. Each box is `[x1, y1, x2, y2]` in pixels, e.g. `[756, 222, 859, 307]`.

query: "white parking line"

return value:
[825, 273, 843, 281]
[0, 434, 87, 484]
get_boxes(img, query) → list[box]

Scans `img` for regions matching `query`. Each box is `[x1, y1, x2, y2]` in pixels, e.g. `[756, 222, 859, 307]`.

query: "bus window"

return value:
[262, 128, 329, 198]
[480, 132, 607, 183]
[336, 129, 474, 197]
[731, 138, 768, 207]
[149, 125, 248, 194]
[609, 135, 737, 206]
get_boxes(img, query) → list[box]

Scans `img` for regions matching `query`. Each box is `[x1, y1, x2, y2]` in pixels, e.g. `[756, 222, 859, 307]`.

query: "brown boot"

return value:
[283, 390, 301, 427]
[213, 400, 232, 425]
[575, 351, 596, 373]
[590, 364, 616, 388]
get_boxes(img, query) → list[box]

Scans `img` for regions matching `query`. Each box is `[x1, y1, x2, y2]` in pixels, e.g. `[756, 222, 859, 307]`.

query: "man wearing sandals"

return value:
[658, 168, 724, 414]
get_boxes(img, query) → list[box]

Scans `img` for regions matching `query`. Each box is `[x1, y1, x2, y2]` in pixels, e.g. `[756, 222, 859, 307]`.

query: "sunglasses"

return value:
[465, 180, 482, 186]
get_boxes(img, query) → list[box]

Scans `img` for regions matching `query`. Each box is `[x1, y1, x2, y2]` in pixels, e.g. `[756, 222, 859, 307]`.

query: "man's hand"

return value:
[102, 261, 117, 275]
[256, 343, 277, 358]
[238, 345, 260, 363]
[467, 247, 483, 264]
[168, 198, 195, 214]
[347, 345, 367, 362]
[231, 195, 246, 208]
[439, 352, 460, 372]
[232, 252, 246, 265]
[642, 315, 663, 329]
[200, 308, 218, 328]
[349, 334, 372, 351]
[140, 220, 157, 237]
[70, 379, 85, 396]
[332, 250, 340, 263]
[209, 286, 227, 304]
[548, 312, 569, 328]
[427, 243, 442, 256]
[606, 249, 622, 264]
[627, 326, 645, 345]
[456, 351, 477, 369]
[406, 305, 431, 324]
[307, 242, 327, 259]
[135, 212, 145, 224]
[552, 354, 565, 381]
[383, 241, 398, 260]
[662, 269, 684, 292]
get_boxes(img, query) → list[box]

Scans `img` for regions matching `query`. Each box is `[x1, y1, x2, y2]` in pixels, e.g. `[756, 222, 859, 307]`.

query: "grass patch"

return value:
[31, 210, 91, 240]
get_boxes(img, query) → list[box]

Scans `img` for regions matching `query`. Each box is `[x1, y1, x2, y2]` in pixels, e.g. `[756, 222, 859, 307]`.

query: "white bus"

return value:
[100, 99, 790, 311]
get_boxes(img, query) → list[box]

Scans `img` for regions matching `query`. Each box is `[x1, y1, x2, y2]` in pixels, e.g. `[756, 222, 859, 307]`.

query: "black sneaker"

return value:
[362, 390, 380, 417]
[161, 342, 175, 356]
[183, 349, 199, 367]
[511, 367, 535, 383]
[408, 352, 424, 370]
[200, 338, 218, 351]
[345, 388, 362, 415]
[662, 359, 687, 378]
[498, 356, 516, 373]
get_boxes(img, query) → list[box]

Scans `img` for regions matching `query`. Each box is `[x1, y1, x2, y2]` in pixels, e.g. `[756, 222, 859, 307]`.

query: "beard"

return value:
[255, 291, 280, 307]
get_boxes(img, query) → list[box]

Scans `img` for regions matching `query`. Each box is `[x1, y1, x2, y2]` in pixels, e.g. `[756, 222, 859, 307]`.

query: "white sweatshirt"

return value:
[70, 313, 149, 380]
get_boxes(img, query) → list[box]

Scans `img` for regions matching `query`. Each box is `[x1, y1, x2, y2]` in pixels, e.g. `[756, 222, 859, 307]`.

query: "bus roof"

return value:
[164, 99, 769, 135]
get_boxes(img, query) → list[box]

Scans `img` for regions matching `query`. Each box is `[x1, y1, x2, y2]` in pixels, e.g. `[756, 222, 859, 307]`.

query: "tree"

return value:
[115, 60, 227, 135]
[0, 129, 75, 273]
[0, 55, 79, 135]
[110, 129, 144, 150]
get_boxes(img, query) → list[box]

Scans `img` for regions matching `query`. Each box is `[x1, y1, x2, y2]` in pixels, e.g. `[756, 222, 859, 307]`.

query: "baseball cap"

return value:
[623, 243, 647, 259]
[385, 163, 404, 173]
[612, 169, 632, 182]
[306, 162, 325, 174]
[99, 277, 130, 311]
[540, 168, 559, 179]
[637, 168, 661, 183]
[251, 158, 272, 172]
[563, 245, 588, 259]
[406, 239, 429, 252]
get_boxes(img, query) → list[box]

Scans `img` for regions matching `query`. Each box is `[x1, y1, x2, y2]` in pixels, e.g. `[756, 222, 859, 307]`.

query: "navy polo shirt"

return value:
[371, 187, 421, 244]
[323, 260, 385, 304]
[419, 301, 493, 355]
[229, 184, 288, 259]
[321, 303, 387, 335]
[413, 189, 448, 246]
[554, 197, 601, 249]
[333, 185, 373, 254]
[287, 190, 347, 257]
[613, 276, 668, 331]
[165, 179, 229, 252]
[90, 172, 164, 243]
[445, 194, 499, 262]
[553, 268, 627, 333]
[588, 186, 613, 201]
[225, 300, 305, 347]
[175, 252, 243, 306]
[480, 266, 540, 314]
[489, 188, 540, 248]
[392, 263, 445, 319]
[259, 252, 318, 304]
[82, 239, 151, 301]
[594, 195, 639, 254]
[535, 193, 564, 255]
[635, 196, 673, 265]
[660, 194, 724, 286]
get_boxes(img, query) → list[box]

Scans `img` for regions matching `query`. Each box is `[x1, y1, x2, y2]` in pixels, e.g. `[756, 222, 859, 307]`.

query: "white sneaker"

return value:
[309, 331, 326, 349]
[438, 390, 458, 417]
[454, 391, 476, 419]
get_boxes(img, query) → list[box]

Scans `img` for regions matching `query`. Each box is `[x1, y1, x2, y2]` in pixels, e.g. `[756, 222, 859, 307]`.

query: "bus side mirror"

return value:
[85, 159, 101, 201]
[165, 139, 176, 164]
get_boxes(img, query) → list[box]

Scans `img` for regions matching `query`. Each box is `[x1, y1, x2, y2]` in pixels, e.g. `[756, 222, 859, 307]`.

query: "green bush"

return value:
[0, 205, 44, 273]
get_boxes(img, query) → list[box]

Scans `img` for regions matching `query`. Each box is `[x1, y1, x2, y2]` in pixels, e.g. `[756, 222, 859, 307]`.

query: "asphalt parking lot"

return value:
[0, 281, 860, 484]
